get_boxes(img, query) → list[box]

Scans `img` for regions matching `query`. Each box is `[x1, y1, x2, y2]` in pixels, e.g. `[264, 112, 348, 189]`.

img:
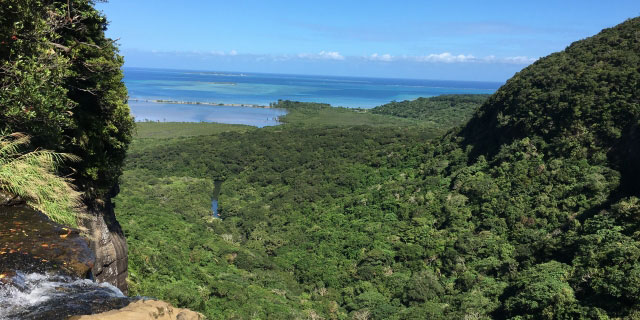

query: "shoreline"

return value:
[128, 98, 271, 108]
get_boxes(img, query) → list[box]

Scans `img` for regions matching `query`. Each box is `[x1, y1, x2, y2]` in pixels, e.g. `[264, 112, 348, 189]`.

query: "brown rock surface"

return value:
[0, 205, 95, 278]
[68, 300, 205, 320]
[0, 187, 129, 293]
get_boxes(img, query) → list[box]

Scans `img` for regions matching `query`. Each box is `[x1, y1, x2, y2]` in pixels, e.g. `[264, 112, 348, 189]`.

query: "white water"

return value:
[0, 272, 126, 320]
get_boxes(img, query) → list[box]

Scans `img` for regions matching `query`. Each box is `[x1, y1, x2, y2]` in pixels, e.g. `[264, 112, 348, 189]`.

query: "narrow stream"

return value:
[211, 180, 223, 218]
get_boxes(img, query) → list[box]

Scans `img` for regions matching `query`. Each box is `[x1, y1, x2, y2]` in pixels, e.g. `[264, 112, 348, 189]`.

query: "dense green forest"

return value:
[370, 94, 489, 128]
[3, 2, 637, 318]
[118, 124, 435, 318]
[274, 100, 436, 129]
[0, 0, 132, 230]
[0, 0, 133, 201]
[114, 17, 640, 319]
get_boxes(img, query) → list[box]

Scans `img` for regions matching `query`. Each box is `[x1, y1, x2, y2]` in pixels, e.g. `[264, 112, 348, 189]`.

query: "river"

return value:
[211, 180, 223, 218]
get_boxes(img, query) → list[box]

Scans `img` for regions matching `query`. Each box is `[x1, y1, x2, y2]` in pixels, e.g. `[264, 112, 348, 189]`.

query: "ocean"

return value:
[123, 67, 502, 126]
[123, 67, 501, 108]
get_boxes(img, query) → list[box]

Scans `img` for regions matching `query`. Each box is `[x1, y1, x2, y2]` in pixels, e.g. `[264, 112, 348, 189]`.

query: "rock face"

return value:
[0, 201, 202, 320]
[80, 197, 129, 294]
[0, 187, 129, 293]
[0, 188, 128, 294]
[68, 300, 205, 320]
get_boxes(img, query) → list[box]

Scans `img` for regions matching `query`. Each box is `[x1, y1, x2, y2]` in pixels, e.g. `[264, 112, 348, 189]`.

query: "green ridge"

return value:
[115, 17, 640, 319]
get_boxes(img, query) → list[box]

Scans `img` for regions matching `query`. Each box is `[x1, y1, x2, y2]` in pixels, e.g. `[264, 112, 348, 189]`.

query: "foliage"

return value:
[114, 17, 640, 320]
[461, 18, 640, 168]
[0, 133, 80, 226]
[0, 0, 134, 200]
[274, 99, 435, 130]
[134, 121, 255, 139]
[370, 94, 489, 128]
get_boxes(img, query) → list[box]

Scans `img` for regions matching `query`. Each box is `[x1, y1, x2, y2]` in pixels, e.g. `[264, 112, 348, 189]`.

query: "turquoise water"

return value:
[124, 67, 501, 109]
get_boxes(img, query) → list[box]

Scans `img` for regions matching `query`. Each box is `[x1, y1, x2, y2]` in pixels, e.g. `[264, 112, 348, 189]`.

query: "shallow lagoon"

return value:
[129, 101, 287, 127]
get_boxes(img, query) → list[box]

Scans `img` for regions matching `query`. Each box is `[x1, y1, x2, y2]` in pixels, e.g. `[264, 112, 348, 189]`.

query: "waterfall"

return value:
[0, 272, 131, 320]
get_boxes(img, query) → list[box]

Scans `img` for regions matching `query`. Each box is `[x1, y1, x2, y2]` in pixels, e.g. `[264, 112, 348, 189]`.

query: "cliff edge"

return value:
[69, 300, 205, 320]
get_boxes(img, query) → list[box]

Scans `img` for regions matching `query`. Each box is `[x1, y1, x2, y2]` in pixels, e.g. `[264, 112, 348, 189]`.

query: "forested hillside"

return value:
[370, 94, 489, 128]
[115, 17, 640, 319]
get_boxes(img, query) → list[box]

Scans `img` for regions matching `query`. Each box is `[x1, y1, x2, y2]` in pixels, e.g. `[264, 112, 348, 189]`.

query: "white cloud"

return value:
[177, 50, 240, 56]
[483, 55, 497, 62]
[415, 52, 476, 63]
[368, 53, 393, 61]
[143, 48, 537, 65]
[502, 56, 538, 64]
[406, 52, 537, 64]
[298, 51, 345, 60]
[272, 54, 293, 62]
[319, 51, 345, 60]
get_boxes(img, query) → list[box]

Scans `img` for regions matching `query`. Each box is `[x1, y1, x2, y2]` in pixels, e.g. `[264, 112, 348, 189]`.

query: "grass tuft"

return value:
[0, 133, 81, 226]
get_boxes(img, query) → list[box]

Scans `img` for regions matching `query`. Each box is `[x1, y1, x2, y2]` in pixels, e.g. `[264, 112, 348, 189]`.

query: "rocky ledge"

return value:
[0, 205, 133, 320]
[68, 300, 205, 320]
[0, 205, 95, 278]
[0, 204, 203, 319]
[0, 189, 128, 293]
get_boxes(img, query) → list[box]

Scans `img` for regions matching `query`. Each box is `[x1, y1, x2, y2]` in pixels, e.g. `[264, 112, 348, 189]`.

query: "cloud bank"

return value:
[365, 52, 538, 64]
[140, 49, 537, 65]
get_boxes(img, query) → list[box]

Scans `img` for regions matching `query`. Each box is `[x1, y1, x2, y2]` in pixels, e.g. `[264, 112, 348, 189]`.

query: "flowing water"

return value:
[0, 272, 132, 320]
[211, 180, 223, 218]
[0, 206, 132, 319]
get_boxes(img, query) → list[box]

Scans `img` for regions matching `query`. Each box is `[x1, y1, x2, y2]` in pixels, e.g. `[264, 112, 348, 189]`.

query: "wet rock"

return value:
[68, 300, 205, 320]
[0, 206, 95, 278]
[0, 272, 131, 320]
[0, 187, 129, 293]
[0, 190, 22, 206]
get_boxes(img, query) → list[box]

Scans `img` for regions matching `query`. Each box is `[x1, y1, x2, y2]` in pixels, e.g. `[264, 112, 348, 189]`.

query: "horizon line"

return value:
[122, 65, 507, 84]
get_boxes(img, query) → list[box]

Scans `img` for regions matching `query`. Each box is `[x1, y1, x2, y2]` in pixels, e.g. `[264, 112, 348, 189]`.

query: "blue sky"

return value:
[96, 1, 639, 81]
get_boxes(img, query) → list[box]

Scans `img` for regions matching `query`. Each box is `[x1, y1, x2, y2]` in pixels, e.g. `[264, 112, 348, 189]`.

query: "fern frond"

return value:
[0, 133, 81, 226]
[0, 133, 30, 163]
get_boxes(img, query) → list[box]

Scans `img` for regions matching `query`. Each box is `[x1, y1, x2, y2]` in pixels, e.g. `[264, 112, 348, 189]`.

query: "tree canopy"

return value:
[0, 0, 134, 200]
[114, 17, 640, 319]
[371, 94, 489, 129]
